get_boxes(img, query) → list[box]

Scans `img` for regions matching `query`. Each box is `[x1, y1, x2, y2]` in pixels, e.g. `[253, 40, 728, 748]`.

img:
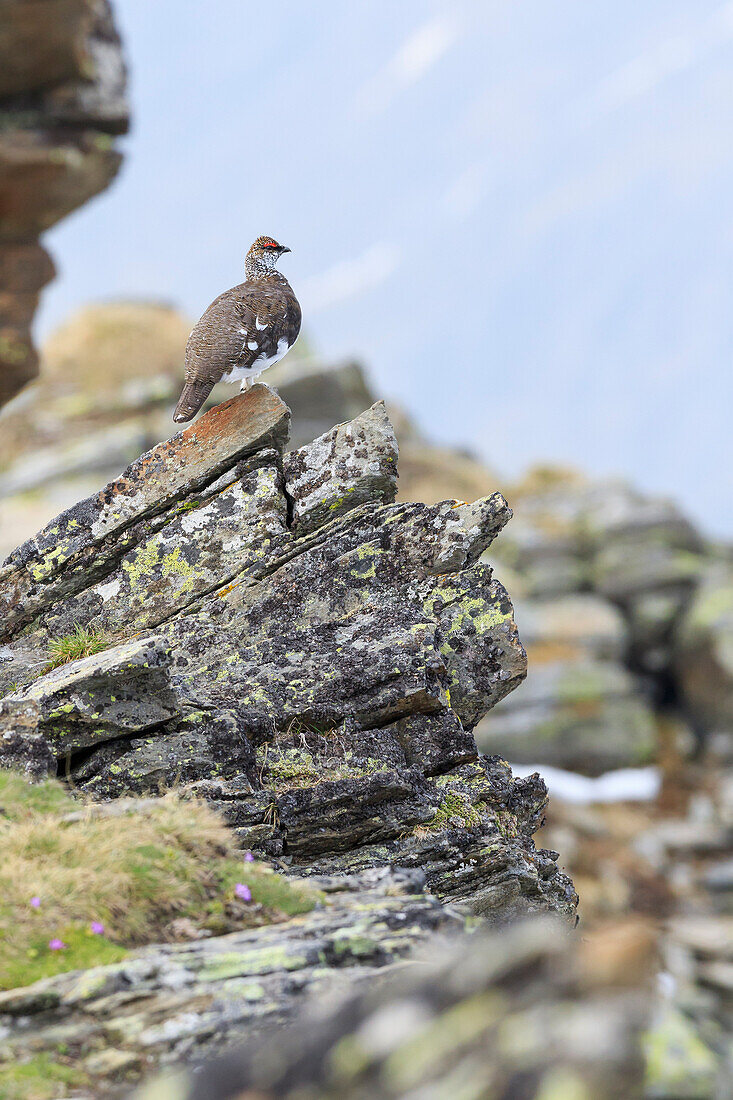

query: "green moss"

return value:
[258, 742, 385, 793]
[417, 789, 480, 834]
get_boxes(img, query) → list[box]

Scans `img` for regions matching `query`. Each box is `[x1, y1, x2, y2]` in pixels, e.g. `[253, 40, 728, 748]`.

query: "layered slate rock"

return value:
[0, 388, 576, 921]
[14, 635, 179, 755]
[141, 918, 651, 1100]
[0, 0, 129, 408]
[0, 868, 462, 1093]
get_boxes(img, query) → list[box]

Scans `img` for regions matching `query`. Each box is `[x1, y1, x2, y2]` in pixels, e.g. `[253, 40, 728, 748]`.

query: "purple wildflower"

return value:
[243, 851, 255, 862]
[48, 938, 66, 951]
[90, 921, 105, 935]
[234, 882, 252, 902]
[30, 896, 41, 909]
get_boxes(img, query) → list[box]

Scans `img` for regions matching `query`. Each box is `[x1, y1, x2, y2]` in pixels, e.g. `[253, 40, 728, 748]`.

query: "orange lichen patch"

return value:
[217, 580, 239, 599]
[91, 385, 290, 539]
[100, 385, 288, 501]
[525, 641, 584, 665]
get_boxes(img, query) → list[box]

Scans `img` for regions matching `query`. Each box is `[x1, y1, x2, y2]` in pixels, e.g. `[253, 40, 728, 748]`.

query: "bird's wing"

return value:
[183, 285, 257, 385]
[183, 281, 300, 384]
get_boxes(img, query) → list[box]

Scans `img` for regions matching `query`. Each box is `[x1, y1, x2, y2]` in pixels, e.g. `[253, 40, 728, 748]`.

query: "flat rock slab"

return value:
[0, 385, 290, 639]
[5, 635, 179, 754]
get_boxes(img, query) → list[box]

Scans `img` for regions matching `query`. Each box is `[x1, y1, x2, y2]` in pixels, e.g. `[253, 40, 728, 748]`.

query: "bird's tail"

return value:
[173, 380, 215, 423]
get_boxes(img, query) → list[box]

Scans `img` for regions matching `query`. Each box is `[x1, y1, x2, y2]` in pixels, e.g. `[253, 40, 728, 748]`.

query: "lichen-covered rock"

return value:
[0, 698, 54, 780]
[0, 385, 290, 639]
[477, 657, 657, 775]
[475, 589, 658, 774]
[5, 635, 179, 755]
[41, 456, 289, 637]
[283, 399, 398, 533]
[139, 917, 651, 1100]
[0, 393, 576, 925]
[492, 474, 705, 678]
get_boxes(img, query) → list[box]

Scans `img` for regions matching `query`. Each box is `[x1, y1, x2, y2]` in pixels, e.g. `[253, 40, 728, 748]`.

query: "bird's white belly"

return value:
[221, 336, 294, 384]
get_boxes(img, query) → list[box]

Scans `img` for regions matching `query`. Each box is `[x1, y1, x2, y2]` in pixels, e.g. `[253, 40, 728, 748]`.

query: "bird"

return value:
[173, 236, 301, 422]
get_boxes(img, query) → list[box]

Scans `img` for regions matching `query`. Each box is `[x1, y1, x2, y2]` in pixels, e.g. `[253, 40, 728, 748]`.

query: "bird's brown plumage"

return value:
[173, 239, 301, 422]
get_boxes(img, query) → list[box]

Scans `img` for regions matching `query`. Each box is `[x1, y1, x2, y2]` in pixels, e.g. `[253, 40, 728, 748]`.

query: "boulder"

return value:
[476, 657, 657, 775]
[476, 593, 657, 774]
[0, 697, 55, 780]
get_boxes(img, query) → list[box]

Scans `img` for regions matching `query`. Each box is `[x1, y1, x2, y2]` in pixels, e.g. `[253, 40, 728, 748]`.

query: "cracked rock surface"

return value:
[0, 386, 576, 921]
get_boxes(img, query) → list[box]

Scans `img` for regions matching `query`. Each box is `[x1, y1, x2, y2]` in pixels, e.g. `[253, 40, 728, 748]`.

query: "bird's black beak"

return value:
[280, 246, 291, 254]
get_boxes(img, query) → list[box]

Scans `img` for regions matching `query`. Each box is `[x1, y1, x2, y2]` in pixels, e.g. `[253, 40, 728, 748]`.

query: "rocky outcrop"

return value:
[135, 917, 653, 1100]
[0, 0, 128, 409]
[477, 591, 658, 774]
[0, 387, 576, 921]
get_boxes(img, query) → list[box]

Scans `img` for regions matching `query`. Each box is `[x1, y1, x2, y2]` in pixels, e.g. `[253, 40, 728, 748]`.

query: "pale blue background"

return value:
[40, 1, 733, 535]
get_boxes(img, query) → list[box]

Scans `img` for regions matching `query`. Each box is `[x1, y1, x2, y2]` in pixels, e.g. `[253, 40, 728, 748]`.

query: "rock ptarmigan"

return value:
[173, 235, 301, 422]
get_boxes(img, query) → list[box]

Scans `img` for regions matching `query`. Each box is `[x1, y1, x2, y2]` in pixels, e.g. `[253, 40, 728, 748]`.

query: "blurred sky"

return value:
[39, 0, 733, 536]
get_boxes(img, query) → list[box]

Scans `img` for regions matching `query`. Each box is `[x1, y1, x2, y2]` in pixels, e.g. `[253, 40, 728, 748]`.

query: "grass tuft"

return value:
[0, 772, 317, 991]
[45, 625, 111, 671]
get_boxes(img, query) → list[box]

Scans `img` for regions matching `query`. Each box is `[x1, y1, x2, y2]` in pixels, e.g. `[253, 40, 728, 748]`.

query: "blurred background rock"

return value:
[0, 0, 128, 410]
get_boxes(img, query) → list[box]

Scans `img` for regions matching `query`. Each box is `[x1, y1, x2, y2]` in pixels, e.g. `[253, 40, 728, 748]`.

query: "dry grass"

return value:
[44, 625, 111, 671]
[0, 772, 316, 991]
